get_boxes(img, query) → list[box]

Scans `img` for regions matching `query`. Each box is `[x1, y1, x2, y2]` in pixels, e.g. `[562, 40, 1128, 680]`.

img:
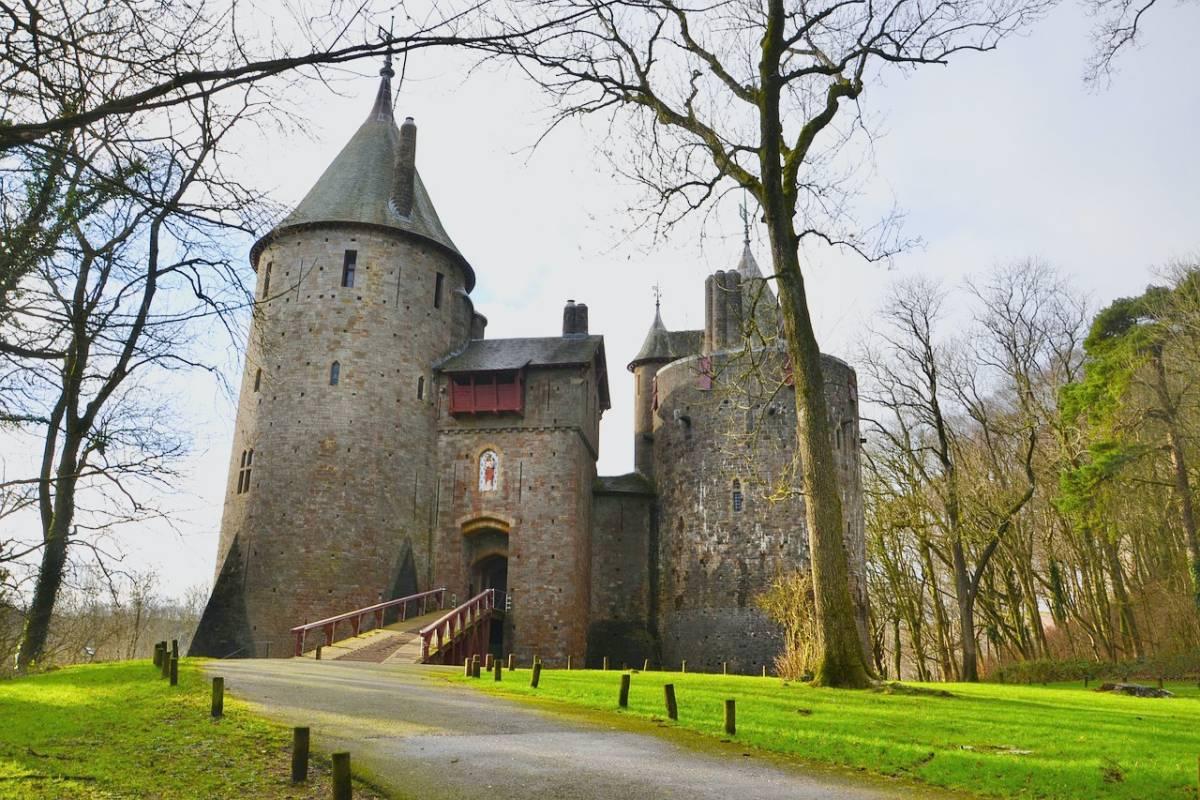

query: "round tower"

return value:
[191, 62, 477, 657]
[628, 299, 676, 480]
[648, 248, 865, 674]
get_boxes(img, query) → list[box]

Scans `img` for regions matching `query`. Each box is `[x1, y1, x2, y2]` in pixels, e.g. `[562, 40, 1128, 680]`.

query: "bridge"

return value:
[289, 588, 499, 665]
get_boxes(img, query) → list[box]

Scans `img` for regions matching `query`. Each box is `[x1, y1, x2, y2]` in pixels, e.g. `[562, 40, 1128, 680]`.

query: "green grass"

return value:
[0, 659, 383, 799]
[451, 667, 1200, 799]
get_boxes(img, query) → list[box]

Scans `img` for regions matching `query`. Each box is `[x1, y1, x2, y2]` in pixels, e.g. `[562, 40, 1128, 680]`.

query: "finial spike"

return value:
[652, 283, 662, 313]
[740, 193, 751, 247]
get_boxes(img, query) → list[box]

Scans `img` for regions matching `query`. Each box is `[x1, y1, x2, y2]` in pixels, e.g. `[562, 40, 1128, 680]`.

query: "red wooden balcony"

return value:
[449, 370, 524, 415]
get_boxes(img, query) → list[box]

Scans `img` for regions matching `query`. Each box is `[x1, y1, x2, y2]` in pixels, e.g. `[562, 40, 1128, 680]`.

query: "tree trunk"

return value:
[952, 540, 980, 682]
[770, 237, 872, 688]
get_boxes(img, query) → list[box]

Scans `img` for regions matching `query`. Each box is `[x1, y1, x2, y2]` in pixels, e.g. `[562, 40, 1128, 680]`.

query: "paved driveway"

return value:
[208, 659, 954, 800]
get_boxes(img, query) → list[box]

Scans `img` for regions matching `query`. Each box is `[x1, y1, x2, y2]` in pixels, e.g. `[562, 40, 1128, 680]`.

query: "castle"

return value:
[190, 63, 867, 672]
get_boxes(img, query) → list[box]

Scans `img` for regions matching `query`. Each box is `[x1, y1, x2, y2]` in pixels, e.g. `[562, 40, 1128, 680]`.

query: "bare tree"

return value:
[1083, 0, 1193, 84]
[482, 0, 1052, 685]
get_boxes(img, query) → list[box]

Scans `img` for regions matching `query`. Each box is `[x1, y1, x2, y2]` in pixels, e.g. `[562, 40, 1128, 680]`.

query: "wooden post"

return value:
[485, 653, 493, 671]
[531, 661, 542, 688]
[603, 656, 609, 671]
[722, 661, 728, 675]
[643, 659, 650, 672]
[664, 683, 678, 720]
[507, 653, 515, 671]
[160, 649, 170, 678]
[315, 645, 322, 661]
[464, 658, 472, 677]
[291, 727, 310, 783]
[211, 677, 224, 718]
[494, 659, 502, 681]
[171, 639, 179, 660]
[331, 752, 351, 800]
[619, 673, 631, 708]
[681, 660, 687, 674]
[472, 656, 481, 679]
[169, 656, 179, 686]
[153, 643, 162, 668]
[1158, 676, 1164, 690]
[566, 655, 572, 671]
[1084, 676, 1089, 688]
[724, 699, 736, 735]
[762, 665, 767, 678]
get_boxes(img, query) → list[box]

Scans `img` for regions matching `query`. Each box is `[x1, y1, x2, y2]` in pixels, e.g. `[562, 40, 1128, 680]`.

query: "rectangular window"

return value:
[262, 262, 273, 297]
[434, 272, 445, 308]
[341, 250, 357, 288]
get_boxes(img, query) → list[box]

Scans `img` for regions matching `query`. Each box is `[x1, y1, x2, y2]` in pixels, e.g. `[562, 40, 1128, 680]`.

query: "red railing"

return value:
[419, 589, 494, 664]
[290, 588, 446, 657]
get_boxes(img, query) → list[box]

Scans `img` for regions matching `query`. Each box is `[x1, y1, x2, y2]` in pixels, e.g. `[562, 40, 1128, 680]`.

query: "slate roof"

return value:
[250, 67, 475, 290]
[628, 307, 703, 371]
[437, 335, 611, 409]
[593, 472, 655, 495]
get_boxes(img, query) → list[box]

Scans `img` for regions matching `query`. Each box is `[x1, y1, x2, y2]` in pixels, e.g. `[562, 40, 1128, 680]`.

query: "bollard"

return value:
[603, 656, 609, 671]
[160, 649, 171, 679]
[331, 752, 352, 800]
[292, 727, 310, 783]
[1158, 677, 1164, 690]
[211, 677, 224, 718]
[472, 657, 481, 679]
[643, 659, 650, 672]
[315, 645, 322, 661]
[153, 643, 162, 668]
[464, 658, 472, 677]
[762, 665, 767, 678]
[494, 659, 502, 681]
[681, 660, 687, 674]
[724, 699, 736, 735]
[1084, 676, 1089, 688]
[507, 653, 515, 671]
[722, 661, 728, 675]
[531, 661, 543, 688]
[567, 655, 572, 671]
[485, 653, 493, 671]
[171, 639, 179, 660]
[619, 673, 631, 708]
[664, 683, 678, 721]
[169, 656, 179, 687]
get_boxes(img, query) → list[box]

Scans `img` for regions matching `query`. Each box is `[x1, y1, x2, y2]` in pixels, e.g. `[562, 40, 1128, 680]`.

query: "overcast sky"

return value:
[8, 0, 1197, 599]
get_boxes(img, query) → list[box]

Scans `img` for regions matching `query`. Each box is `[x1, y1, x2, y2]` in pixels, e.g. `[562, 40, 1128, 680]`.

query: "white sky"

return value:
[6, 0, 1198, 600]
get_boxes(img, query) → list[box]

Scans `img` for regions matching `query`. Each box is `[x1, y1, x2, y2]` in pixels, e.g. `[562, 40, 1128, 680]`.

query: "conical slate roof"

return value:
[250, 66, 475, 290]
[627, 304, 703, 371]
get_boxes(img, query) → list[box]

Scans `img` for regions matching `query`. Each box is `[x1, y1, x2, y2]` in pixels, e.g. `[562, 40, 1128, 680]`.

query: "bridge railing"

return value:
[290, 587, 447, 657]
[418, 589, 494, 663]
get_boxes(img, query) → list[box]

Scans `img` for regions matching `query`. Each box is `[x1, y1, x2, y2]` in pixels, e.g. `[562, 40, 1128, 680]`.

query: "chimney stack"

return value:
[393, 116, 417, 217]
[563, 300, 589, 336]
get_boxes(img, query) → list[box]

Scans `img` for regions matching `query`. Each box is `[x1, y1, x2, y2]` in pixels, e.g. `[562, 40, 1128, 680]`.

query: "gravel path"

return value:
[208, 659, 955, 800]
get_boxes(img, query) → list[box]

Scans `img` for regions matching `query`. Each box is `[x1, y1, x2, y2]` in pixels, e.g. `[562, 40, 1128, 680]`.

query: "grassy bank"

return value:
[451, 667, 1200, 799]
[0, 659, 384, 799]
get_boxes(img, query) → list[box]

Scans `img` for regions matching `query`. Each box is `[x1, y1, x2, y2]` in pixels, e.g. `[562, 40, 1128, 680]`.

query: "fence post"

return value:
[531, 661, 542, 688]
[681, 660, 687, 674]
[722, 661, 728, 675]
[211, 677, 224, 718]
[171, 639, 179, 660]
[494, 659, 502, 681]
[664, 683, 678, 720]
[292, 727, 310, 783]
[566, 655, 572, 671]
[619, 673, 631, 708]
[643, 659, 650, 672]
[315, 646, 322, 661]
[464, 658, 472, 677]
[160, 649, 170, 679]
[169, 656, 179, 687]
[724, 699, 736, 735]
[507, 653, 515, 671]
[331, 752, 352, 800]
[603, 656, 609, 671]
[153, 643, 162, 668]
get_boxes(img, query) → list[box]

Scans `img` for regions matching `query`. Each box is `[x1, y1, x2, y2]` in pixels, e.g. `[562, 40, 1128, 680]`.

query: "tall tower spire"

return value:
[370, 53, 395, 121]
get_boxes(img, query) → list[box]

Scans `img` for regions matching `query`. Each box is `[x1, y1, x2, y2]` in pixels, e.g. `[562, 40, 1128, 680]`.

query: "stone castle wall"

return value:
[649, 347, 864, 673]
[432, 362, 604, 665]
[587, 478, 656, 667]
[192, 225, 472, 657]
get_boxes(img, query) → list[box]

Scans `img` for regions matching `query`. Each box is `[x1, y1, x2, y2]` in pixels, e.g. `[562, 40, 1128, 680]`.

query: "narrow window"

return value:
[341, 250, 357, 288]
[253, 368, 262, 392]
[434, 272, 445, 308]
[236, 449, 254, 494]
[329, 361, 341, 386]
[417, 376, 425, 400]
[732, 479, 744, 513]
[262, 262, 273, 297]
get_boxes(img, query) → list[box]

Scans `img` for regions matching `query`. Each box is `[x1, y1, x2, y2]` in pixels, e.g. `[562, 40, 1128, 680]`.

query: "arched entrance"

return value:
[471, 553, 508, 596]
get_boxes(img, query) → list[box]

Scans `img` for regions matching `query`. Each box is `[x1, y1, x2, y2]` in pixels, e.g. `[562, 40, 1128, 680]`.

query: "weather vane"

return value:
[739, 193, 751, 247]
[652, 283, 662, 312]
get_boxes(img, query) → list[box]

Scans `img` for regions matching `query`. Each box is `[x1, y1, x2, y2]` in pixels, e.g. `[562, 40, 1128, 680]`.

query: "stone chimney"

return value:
[392, 116, 417, 217]
[563, 300, 589, 336]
